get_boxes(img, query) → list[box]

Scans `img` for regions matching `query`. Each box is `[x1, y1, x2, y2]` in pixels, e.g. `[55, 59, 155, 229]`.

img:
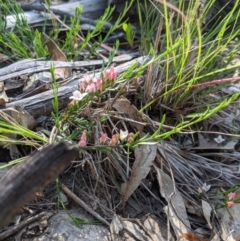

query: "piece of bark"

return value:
[0, 142, 78, 229]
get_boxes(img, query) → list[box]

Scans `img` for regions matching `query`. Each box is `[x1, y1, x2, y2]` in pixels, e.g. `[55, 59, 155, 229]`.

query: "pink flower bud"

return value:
[109, 65, 117, 81]
[104, 69, 111, 81]
[79, 131, 87, 147]
[84, 75, 93, 84]
[94, 77, 103, 91]
[227, 201, 234, 208]
[99, 133, 108, 143]
[85, 83, 96, 93]
[228, 192, 236, 201]
[79, 81, 86, 92]
[104, 65, 117, 81]
[109, 134, 120, 146]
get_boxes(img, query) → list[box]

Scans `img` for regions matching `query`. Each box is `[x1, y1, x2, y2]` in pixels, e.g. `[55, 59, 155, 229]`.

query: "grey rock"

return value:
[26, 209, 111, 241]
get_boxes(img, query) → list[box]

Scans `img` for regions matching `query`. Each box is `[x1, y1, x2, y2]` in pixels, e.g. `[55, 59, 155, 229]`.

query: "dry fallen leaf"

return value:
[143, 214, 174, 241]
[112, 96, 145, 133]
[210, 233, 221, 241]
[110, 214, 171, 241]
[202, 200, 212, 229]
[121, 144, 157, 207]
[42, 33, 71, 79]
[154, 165, 190, 240]
[110, 214, 148, 241]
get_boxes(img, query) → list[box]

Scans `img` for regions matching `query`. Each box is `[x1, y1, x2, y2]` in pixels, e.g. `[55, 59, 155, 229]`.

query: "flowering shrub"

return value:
[69, 65, 126, 148]
[78, 130, 135, 148]
[70, 65, 117, 101]
[71, 66, 136, 149]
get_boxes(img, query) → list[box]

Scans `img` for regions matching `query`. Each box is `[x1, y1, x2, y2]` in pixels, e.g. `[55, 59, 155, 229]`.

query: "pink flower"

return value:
[79, 81, 86, 92]
[104, 69, 110, 80]
[227, 201, 235, 208]
[85, 83, 96, 93]
[79, 131, 87, 147]
[109, 134, 120, 146]
[104, 65, 117, 81]
[228, 192, 236, 201]
[95, 77, 103, 91]
[84, 75, 93, 84]
[99, 133, 108, 143]
[110, 65, 117, 80]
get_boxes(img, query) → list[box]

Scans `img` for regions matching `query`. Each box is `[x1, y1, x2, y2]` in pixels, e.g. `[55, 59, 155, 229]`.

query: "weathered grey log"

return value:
[51, 0, 108, 19]
[7, 0, 108, 29]
[5, 56, 147, 118]
[6, 85, 75, 118]
[0, 142, 78, 230]
[0, 53, 139, 82]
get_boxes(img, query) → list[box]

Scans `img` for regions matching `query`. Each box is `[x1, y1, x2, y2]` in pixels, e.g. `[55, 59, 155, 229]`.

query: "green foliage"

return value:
[0, 0, 133, 60]
[61, 6, 83, 60]
[122, 22, 135, 48]
[0, 118, 48, 146]
[0, 0, 39, 58]
[135, 0, 240, 123]
[50, 65, 60, 129]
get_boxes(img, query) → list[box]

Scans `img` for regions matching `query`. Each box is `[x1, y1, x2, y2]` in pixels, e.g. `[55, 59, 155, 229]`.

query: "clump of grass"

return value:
[136, 0, 240, 132]
[0, 0, 135, 61]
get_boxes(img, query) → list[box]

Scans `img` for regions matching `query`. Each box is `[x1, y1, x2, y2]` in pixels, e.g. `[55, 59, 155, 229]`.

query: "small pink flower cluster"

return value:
[104, 65, 118, 81]
[99, 131, 134, 146]
[78, 130, 135, 148]
[99, 132, 119, 146]
[79, 65, 117, 93]
[79, 76, 103, 93]
[227, 192, 236, 208]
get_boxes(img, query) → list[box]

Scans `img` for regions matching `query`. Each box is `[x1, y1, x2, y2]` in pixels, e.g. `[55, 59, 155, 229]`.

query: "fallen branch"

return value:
[0, 142, 78, 229]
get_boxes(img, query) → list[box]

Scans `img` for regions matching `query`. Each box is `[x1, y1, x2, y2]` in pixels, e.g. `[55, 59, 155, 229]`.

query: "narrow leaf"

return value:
[121, 144, 157, 207]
